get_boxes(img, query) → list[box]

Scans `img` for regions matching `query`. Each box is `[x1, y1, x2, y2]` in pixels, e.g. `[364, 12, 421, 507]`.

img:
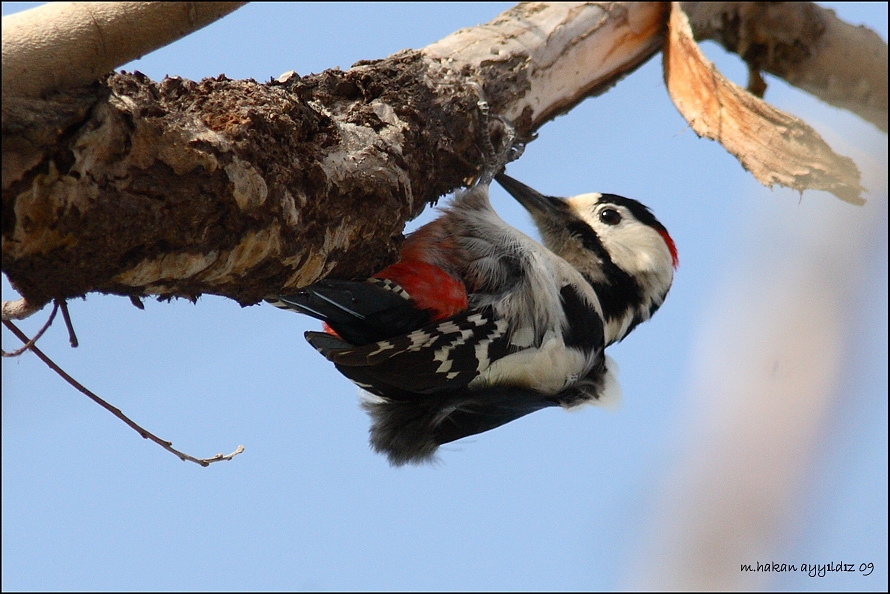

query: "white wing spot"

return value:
[466, 313, 488, 326]
[367, 340, 394, 357]
[434, 347, 454, 374]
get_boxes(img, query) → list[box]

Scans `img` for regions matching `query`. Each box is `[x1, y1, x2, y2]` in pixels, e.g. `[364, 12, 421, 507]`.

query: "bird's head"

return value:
[496, 173, 677, 343]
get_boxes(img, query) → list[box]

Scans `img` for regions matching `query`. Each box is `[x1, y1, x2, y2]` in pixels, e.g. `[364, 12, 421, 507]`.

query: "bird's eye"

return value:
[599, 208, 622, 226]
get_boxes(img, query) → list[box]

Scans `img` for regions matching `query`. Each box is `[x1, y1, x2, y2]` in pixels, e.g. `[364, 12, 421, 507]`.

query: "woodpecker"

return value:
[269, 173, 677, 465]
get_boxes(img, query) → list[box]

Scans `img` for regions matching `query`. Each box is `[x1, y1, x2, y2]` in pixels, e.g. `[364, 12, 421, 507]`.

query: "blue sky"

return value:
[2, 3, 887, 591]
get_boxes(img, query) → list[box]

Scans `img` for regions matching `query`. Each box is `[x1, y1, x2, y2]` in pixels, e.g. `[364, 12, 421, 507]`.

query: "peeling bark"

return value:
[664, 3, 865, 204]
[681, 2, 888, 133]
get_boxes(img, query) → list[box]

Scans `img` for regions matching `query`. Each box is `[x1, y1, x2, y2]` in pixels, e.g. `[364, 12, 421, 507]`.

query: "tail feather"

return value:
[363, 386, 560, 465]
[363, 355, 614, 466]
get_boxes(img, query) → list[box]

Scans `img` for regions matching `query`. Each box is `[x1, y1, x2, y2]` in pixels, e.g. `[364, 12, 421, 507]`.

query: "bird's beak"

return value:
[495, 173, 566, 219]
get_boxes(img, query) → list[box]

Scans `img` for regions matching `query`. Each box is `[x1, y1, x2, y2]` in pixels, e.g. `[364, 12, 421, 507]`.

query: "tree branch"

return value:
[1, 297, 44, 321]
[2, 3, 667, 308]
[2, 2, 882, 310]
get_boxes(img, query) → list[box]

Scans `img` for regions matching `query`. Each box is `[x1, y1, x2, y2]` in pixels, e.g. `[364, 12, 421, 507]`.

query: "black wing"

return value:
[270, 278, 431, 345]
[305, 306, 512, 396]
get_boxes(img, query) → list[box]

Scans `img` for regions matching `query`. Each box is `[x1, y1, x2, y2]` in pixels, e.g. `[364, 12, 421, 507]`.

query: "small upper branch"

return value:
[1, 301, 57, 357]
[1, 297, 44, 321]
[2, 2, 247, 99]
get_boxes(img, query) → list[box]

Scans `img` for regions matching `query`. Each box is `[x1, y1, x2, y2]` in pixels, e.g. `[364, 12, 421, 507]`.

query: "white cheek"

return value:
[598, 223, 670, 275]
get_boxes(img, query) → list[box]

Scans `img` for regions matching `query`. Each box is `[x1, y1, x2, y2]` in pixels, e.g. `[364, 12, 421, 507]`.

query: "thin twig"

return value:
[2, 319, 245, 467]
[2, 302, 58, 357]
[57, 299, 79, 347]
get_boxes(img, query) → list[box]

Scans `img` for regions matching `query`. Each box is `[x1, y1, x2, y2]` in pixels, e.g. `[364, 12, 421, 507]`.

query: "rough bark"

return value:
[3, 61, 489, 307]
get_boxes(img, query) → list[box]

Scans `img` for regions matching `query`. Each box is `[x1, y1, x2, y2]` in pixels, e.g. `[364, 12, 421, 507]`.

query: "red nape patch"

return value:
[374, 260, 468, 321]
[659, 230, 679, 269]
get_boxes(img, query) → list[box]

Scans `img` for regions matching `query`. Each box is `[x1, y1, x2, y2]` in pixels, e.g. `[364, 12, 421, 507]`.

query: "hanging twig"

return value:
[56, 299, 79, 347]
[2, 319, 245, 466]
